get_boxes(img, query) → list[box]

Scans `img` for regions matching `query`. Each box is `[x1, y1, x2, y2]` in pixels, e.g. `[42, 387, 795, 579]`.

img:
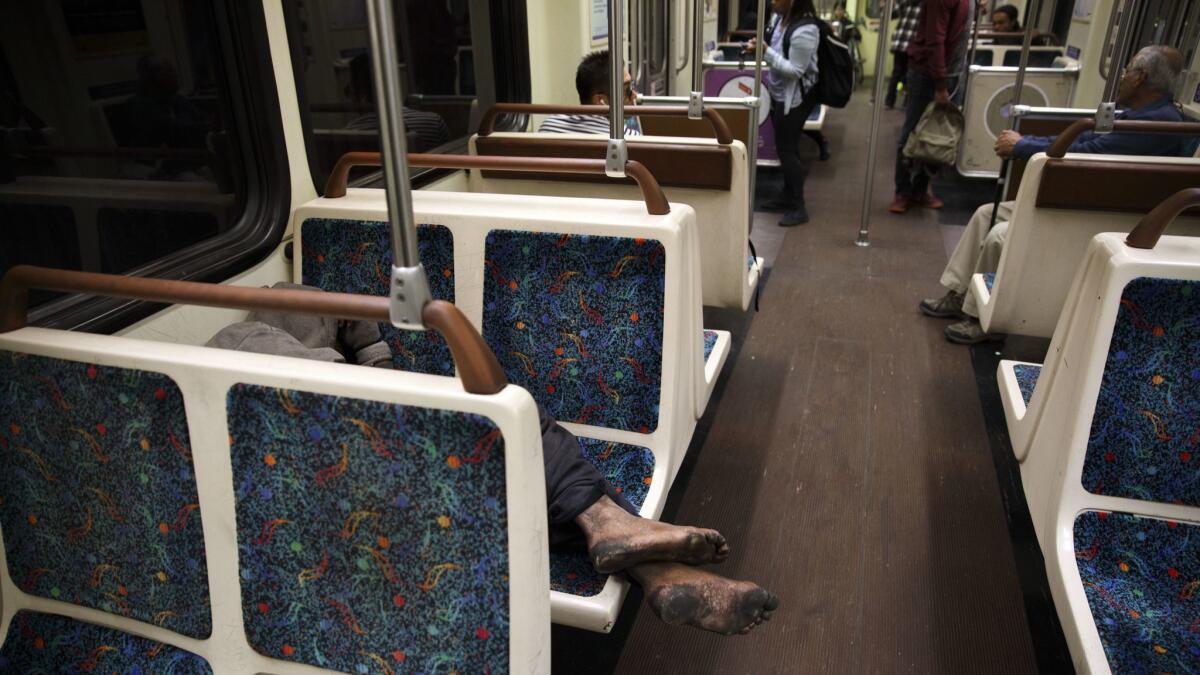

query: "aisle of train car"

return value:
[554, 94, 1047, 673]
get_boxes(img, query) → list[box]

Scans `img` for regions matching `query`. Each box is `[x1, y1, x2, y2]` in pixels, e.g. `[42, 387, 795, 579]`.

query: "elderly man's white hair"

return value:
[1128, 45, 1184, 95]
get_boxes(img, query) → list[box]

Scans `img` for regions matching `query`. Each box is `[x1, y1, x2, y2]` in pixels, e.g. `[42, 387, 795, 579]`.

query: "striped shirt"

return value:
[344, 109, 451, 152]
[538, 114, 642, 136]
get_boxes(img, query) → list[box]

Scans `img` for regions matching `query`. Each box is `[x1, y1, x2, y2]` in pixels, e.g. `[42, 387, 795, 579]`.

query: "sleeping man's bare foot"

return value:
[629, 562, 779, 635]
[575, 496, 730, 574]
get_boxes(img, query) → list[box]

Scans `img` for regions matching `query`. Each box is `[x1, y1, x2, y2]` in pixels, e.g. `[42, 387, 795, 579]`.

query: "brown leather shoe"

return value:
[914, 192, 945, 209]
[888, 194, 912, 214]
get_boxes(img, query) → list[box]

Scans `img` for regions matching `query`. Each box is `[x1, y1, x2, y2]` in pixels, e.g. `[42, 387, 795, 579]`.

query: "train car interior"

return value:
[1, 0, 1199, 673]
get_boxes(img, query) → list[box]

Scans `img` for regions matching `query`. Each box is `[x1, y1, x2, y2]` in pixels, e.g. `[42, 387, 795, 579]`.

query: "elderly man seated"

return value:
[919, 45, 1199, 344]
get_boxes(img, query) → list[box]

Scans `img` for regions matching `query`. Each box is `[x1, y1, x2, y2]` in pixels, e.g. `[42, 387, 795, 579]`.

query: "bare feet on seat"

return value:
[630, 562, 779, 635]
[576, 496, 730, 574]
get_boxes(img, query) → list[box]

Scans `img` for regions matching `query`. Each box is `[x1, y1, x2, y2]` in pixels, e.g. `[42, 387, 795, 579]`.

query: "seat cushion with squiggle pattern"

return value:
[228, 383, 509, 673]
[0, 352, 211, 638]
[300, 218, 456, 376]
[483, 231, 665, 434]
[549, 437, 654, 597]
[703, 330, 718, 364]
[1014, 363, 1040, 406]
[0, 610, 212, 673]
[1081, 278, 1200, 505]
[1073, 511, 1200, 671]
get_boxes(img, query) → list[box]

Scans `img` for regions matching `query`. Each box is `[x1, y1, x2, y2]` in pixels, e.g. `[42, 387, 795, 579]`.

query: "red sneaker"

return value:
[888, 194, 912, 214]
[914, 191, 945, 209]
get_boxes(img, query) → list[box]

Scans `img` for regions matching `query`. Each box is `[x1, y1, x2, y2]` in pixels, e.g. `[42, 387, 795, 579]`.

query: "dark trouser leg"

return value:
[893, 70, 935, 197]
[803, 129, 827, 147]
[885, 51, 908, 107]
[540, 404, 638, 550]
[770, 98, 819, 206]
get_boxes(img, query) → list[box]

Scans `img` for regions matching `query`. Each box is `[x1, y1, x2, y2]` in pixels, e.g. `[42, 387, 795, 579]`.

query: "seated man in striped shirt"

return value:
[538, 50, 642, 136]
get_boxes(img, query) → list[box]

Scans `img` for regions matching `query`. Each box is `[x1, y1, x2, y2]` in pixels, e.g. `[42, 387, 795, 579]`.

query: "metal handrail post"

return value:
[855, 0, 896, 248]
[748, 0, 766, 232]
[365, 0, 431, 328]
[986, 0, 1042, 230]
[607, 0, 628, 177]
[689, 0, 706, 118]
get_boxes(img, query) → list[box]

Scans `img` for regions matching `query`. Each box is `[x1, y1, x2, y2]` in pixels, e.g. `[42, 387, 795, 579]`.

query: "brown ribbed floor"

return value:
[600, 92, 1040, 673]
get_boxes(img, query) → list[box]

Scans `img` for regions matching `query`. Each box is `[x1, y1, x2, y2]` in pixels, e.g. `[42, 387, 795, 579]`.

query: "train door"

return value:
[630, 0, 673, 96]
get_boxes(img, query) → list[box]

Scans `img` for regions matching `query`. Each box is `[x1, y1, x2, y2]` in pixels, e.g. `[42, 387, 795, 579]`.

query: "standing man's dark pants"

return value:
[540, 405, 639, 549]
[770, 96, 822, 206]
[884, 50, 909, 108]
[894, 71, 957, 198]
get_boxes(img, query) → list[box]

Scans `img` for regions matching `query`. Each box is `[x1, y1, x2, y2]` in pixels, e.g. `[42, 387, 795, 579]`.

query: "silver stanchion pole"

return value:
[748, 0, 766, 232]
[855, 0, 896, 248]
[365, 0, 431, 327]
[606, 0, 628, 178]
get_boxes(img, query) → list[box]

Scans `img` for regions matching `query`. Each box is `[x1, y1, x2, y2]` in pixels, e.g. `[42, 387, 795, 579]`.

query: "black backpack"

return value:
[774, 17, 854, 108]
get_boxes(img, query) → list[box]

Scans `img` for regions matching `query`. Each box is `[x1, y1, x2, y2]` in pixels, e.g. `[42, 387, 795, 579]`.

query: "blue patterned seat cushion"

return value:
[0, 353, 211, 638]
[228, 384, 509, 673]
[483, 231, 665, 434]
[0, 610, 212, 673]
[703, 330, 718, 364]
[1013, 363, 1041, 406]
[1082, 278, 1200, 505]
[983, 272, 996, 293]
[1074, 511, 1200, 671]
[549, 437, 654, 597]
[300, 218, 455, 376]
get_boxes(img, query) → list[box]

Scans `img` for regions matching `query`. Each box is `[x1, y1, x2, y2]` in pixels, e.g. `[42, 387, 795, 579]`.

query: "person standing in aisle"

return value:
[886, 0, 924, 109]
[889, 0, 970, 214]
[746, 0, 821, 226]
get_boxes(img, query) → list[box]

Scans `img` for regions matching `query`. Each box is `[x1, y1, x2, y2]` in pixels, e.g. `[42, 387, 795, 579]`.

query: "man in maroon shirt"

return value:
[890, 0, 971, 214]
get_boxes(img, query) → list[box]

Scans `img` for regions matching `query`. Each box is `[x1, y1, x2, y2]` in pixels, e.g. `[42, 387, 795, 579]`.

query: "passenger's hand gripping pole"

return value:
[366, 0, 432, 329]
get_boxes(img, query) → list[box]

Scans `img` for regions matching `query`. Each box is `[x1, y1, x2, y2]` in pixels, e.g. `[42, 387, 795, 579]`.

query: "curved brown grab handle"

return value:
[421, 299, 507, 395]
[0, 266, 507, 396]
[1047, 119, 1200, 158]
[477, 103, 734, 145]
[1126, 188, 1200, 250]
[322, 151, 671, 215]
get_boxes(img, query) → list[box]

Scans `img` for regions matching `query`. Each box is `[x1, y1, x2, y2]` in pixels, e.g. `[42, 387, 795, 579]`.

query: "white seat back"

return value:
[0, 325, 550, 674]
[1013, 230, 1200, 673]
[973, 153, 1200, 338]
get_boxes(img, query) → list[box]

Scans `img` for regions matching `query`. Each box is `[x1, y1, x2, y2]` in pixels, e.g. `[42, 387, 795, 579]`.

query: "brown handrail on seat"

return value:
[322, 151, 671, 215]
[476, 103, 735, 145]
[1046, 119, 1200, 158]
[0, 265, 507, 396]
[1126, 188, 1200, 250]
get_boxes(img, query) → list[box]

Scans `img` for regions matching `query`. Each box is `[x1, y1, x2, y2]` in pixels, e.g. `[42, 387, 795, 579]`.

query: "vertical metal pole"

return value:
[689, 0, 705, 117]
[752, 0, 766, 102]
[607, 0, 629, 177]
[748, 0, 766, 231]
[366, 0, 431, 328]
[1007, 0, 1043, 115]
[692, 0, 705, 92]
[986, 0, 1042, 231]
[855, 0, 896, 248]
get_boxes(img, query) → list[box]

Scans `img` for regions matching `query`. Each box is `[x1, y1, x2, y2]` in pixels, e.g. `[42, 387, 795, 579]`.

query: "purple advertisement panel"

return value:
[704, 67, 777, 161]
[703, 67, 823, 163]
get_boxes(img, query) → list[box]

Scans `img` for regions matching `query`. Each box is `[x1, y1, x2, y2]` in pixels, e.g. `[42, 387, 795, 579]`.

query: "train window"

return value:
[283, 0, 530, 191]
[0, 1, 288, 329]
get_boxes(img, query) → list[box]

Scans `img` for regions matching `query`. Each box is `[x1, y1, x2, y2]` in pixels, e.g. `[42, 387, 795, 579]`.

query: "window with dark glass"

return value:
[0, 1, 282, 317]
[284, 0, 530, 190]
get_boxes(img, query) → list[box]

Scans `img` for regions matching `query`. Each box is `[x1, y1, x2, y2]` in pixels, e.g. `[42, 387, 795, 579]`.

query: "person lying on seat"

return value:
[919, 45, 1198, 345]
[208, 284, 779, 635]
[538, 50, 643, 136]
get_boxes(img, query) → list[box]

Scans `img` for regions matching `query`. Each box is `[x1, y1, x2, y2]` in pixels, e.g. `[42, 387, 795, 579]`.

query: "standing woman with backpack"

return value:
[746, 0, 821, 226]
